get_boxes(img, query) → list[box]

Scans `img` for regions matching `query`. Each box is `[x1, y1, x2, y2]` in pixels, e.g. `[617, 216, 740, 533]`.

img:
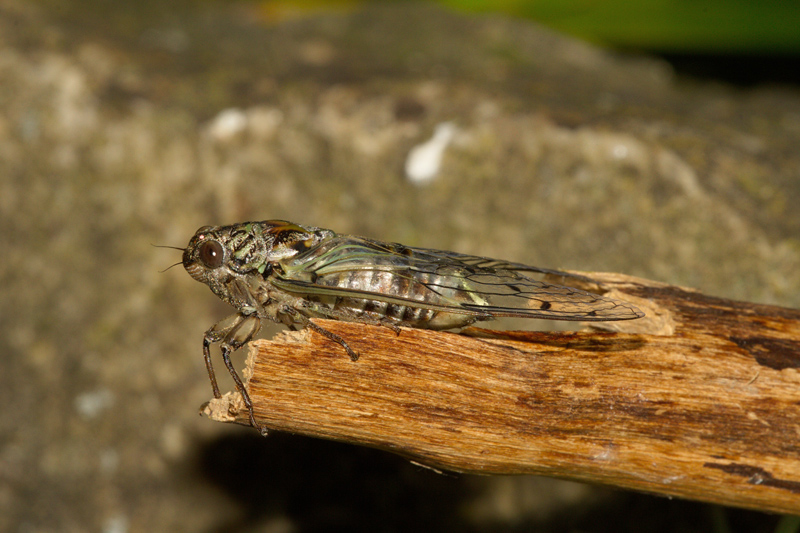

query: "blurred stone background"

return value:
[2, 0, 799, 531]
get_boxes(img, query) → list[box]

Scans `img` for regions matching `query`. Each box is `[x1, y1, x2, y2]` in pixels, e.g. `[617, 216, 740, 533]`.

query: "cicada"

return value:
[182, 220, 644, 433]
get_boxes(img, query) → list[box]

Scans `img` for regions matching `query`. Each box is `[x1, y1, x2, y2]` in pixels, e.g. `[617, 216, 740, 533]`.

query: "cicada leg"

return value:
[278, 306, 360, 362]
[305, 319, 359, 362]
[203, 313, 267, 435]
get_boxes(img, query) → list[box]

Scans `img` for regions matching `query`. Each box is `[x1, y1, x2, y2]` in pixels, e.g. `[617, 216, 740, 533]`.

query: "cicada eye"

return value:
[198, 240, 224, 268]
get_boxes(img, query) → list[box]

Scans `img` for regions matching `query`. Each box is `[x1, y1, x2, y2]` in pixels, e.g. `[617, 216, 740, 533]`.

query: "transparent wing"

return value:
[273, 236, 643, 321]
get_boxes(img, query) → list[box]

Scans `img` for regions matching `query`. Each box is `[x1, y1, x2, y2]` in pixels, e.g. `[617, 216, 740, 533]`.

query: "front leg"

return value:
[203, 312, 266, 434]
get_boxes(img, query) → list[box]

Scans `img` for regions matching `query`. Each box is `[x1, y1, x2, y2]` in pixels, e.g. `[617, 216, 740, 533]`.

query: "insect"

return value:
[182, 220, 644, 434]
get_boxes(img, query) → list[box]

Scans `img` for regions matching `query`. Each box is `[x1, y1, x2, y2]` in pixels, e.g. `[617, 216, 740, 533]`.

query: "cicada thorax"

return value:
[262, 221, 335, 260]
[218, 221, 323, 274]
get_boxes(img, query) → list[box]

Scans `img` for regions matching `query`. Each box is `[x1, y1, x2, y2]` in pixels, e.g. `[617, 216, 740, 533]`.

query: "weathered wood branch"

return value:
[203, 272, 800, 515]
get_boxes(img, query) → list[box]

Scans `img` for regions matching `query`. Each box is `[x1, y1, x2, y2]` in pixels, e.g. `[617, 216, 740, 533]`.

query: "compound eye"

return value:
[198, 240, 224, 268]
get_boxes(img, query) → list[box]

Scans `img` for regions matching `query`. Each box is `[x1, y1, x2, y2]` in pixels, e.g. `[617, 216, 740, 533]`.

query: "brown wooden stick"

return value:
[203, 272, 800, 515]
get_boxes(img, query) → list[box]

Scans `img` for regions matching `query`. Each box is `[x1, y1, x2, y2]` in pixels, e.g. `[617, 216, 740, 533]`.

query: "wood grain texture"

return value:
[203, 272, 800, 514]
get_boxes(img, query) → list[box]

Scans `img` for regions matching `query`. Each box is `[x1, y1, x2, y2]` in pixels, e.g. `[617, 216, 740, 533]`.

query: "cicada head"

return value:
[182, 225, 235, 286]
